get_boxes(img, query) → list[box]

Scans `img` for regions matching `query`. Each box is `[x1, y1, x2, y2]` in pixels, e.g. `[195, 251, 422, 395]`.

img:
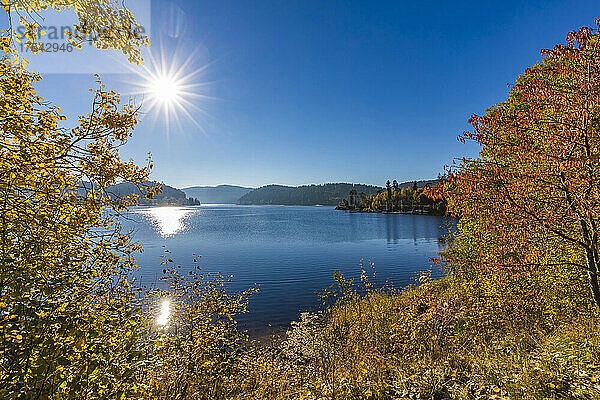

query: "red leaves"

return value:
[445, 17, 600, 287]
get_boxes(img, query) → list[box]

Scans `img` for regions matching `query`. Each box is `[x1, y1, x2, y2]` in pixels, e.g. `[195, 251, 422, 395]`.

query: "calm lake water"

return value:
[120, 205, 453, 336]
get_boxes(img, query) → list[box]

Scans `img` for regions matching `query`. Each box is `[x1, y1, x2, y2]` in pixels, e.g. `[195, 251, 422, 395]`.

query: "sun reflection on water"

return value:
[156, 299, 171, 326]
[137, 206, 195, 237]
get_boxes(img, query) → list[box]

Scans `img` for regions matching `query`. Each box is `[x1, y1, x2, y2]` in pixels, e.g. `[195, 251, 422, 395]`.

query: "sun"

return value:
[141, 65, 190, 124]
[123, 43, 214, 134]
[150, 75, 182, 105]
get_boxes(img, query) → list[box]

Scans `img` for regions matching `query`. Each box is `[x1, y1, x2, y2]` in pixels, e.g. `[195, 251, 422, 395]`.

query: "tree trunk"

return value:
[585, 249, 600, 309]
[573, 205, 600, 309]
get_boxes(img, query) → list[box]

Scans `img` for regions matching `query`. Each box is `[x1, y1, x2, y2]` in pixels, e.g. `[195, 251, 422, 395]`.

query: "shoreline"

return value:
[335, 207, 444, 216]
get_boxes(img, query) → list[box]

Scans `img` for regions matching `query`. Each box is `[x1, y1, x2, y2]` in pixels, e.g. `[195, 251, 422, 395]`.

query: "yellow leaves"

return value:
[0, 36, 10, 53]
[4, 331, 23, 341]
[1, 0, 149, 63]
[0, 47, 155, 396]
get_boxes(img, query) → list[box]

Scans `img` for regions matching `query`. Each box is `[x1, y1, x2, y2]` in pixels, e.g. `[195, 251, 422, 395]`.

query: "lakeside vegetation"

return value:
[3, 3, 600, 400]
[336, 179, 447, 215]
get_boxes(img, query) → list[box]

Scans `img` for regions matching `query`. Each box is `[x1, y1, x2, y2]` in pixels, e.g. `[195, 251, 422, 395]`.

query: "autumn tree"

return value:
[0, 3, 265, 397]
[434, 18, 600, 309]
[2, 0, 149, 63]
[0, 42, 160, 398]
[358, 191, 367, 209]
[0, 1, 158, 397]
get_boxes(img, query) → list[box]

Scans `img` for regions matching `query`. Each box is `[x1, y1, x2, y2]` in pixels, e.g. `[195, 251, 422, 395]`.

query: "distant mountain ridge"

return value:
[236, 183, 383, 206]
[181, 185, 253, 204]
[80, 180, 438, 207]
[99, 180, 439, 207]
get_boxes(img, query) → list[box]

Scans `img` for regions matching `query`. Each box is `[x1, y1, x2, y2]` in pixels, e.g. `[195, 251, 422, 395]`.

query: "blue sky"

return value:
[29, 0, 600, 188]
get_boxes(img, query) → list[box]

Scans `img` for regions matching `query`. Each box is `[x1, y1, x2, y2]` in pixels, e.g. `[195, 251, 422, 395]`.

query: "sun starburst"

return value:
[149, 74, 182, 105]
[122, 43, 216, 135]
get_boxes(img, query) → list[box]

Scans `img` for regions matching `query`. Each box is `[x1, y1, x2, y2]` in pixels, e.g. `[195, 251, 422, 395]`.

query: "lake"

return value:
[120, 205, 453, 337]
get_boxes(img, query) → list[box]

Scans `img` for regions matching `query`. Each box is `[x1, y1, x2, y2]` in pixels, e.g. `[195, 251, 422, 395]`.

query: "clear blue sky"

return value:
[31, 0, 600, 188]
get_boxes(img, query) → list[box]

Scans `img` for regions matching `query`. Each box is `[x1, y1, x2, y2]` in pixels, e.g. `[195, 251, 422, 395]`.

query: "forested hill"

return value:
[236, 183, 382, 206]
[107, 182, 201, 206]
[182, 185, 253, 204]
[77, 181, 201, 206]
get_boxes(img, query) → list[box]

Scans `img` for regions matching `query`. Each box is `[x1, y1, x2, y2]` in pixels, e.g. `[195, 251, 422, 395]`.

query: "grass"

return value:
[230, 271, 600, 399]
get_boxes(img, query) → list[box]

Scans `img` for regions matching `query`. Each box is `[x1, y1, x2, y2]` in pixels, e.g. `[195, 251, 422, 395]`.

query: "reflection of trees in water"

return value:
[348, 212, 360, 242]
[385, 215, 399, 244]
[412, 216, 418, 244]
[382, 215, 451, 244]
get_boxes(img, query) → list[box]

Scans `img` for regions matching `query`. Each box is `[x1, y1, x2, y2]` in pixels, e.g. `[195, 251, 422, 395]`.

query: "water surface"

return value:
[121, 205, 452, 336]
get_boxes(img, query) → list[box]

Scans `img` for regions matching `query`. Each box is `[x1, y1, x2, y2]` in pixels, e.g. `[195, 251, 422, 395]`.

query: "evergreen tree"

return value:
[386, 180, 392, 211]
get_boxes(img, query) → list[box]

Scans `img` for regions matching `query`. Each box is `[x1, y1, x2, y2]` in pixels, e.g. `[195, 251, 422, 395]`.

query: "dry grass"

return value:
[232, 270, 600, 399]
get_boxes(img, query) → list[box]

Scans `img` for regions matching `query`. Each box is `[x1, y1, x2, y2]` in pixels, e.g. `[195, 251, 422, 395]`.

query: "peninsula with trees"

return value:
[335, 178, 447, 215]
